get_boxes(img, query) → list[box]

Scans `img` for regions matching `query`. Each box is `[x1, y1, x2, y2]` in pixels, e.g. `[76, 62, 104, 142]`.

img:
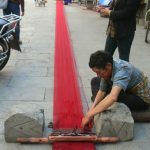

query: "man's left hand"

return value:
[81, 112, 93, 130]
[101, 8, 111, 16]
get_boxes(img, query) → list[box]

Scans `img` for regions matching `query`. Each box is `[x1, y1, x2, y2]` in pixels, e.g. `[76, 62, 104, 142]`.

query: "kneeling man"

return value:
[82, 50, 150, 129]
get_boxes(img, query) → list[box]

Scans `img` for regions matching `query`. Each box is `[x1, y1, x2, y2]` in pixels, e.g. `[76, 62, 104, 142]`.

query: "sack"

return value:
[0, 0, 8, 9]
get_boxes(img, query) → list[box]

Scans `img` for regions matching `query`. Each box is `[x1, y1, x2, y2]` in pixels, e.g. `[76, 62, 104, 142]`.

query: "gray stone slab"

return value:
[0, 87, 45, 101]
[8, 76, 53, 88]
[16, 59, 51, 67]
[11, 53, 50, 61]
[0, 77, 11, 87]
[141, 123, 150, 139]
[3, 59, 17, 67]
[0, 67, 14, 77]
[47, 67, 54, 77]
[44, 88, 53, 101]
[0, 102, 53, 123]
[96, 141, 150, 150]
[15, 66, 47, 77]
[23, 47, 53, 53]
[0, 119, 4, 135]
[5, 110, 45, 142]
[133, 123, 148, 141]
[1, 66, 48, 77]
[94, 102, 134, 141]
[0, 142, 51, 150]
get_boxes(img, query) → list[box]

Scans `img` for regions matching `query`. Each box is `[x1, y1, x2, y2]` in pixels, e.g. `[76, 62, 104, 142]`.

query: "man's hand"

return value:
[101, 8, 111, 16]
[81, 111, 94, 130]
[21, 12, 24, 16]
[81, 115, 90, 128]
[96, 6, 105, 12]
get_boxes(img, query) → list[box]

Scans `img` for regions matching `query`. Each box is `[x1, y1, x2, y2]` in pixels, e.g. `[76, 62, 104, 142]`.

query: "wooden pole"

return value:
[17, 136, 119, 144]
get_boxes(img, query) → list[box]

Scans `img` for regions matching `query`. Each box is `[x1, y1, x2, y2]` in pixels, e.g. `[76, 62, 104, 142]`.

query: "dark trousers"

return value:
[3, 2, 20, 41]
[91, 77, 149, 111]
[64, 0, 72, 4]
[104, 33, 135, 62]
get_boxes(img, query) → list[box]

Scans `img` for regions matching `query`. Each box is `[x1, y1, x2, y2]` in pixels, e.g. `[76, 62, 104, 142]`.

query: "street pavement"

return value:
[0, 0, 150, 149]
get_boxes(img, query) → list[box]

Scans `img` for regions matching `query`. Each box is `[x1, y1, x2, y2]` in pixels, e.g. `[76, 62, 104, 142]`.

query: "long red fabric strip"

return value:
[53, 1, 95, 150]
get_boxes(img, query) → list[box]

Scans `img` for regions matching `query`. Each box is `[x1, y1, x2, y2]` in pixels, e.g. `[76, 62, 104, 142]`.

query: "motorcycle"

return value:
[0, 14, 21, 71]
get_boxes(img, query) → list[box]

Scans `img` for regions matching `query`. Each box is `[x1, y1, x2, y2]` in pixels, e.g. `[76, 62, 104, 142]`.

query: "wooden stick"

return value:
[17, 137, 49, 143]
[17, 136, 119, 143]
[49, 135, 119, 143]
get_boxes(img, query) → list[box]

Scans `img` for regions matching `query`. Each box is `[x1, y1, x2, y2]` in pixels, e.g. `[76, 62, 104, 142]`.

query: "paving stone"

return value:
[16, 59, 50, 67]
[94, 102, 134, 141]
[4, 109, 45, 142]
[96, 141, 150, 150]
[45, 88, 53, 101]
[13, 66, 48, 77]
[0, 77, 11, 87]
[8, 76, 53, 88]
[0, 87, 45, 101]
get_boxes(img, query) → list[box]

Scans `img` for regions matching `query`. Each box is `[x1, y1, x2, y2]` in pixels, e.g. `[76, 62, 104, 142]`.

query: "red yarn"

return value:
[53, 1, 95, 149]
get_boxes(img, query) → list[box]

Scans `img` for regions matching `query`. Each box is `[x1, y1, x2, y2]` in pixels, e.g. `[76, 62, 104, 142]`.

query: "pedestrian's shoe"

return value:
[19, 40, 22, 45]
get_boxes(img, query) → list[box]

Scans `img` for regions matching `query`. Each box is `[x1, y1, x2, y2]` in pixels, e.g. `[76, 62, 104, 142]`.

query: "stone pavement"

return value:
[0, 0, 150, 149]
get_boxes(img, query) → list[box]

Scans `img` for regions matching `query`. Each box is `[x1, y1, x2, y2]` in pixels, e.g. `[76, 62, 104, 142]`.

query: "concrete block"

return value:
[4, 109, 45, 142]
[94, 102, 134, 141]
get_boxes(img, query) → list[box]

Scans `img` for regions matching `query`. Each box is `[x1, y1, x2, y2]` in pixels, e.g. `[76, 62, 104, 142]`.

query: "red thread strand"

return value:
[53, 1, 95, 149]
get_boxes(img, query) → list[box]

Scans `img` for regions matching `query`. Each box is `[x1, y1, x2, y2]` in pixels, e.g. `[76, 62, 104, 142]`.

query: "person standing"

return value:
[3, 0, 25, 44]
[101, 0, 140, 62]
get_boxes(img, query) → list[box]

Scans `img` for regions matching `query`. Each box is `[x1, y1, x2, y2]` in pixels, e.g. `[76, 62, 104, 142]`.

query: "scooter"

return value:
[0, 14, 21, 71]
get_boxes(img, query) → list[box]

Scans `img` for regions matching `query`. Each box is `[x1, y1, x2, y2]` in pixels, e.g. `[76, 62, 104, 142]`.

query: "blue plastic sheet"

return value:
[98, 0, 112, 6]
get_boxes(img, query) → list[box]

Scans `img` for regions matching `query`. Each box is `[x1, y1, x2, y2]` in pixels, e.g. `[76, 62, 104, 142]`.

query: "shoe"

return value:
[19, 41, 22, 45]
[91, 96, 95, 102]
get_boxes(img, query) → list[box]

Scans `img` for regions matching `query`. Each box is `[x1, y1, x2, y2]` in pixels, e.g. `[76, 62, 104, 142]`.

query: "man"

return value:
[3, 0, 25, 44]
[81, 50, 150, 129]
[100, 0, 140, 61]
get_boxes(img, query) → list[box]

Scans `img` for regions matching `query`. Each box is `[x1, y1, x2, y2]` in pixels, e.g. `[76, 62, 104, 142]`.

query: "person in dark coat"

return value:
[101, 0, 141, 62]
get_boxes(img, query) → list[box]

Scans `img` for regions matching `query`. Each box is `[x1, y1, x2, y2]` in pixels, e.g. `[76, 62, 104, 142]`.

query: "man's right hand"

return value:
[96, 6, 105, 12]
[81, 115, 93, 131]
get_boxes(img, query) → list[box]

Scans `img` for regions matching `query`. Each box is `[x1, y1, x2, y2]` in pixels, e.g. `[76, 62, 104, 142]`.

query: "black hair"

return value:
[89, 50, 113, 69]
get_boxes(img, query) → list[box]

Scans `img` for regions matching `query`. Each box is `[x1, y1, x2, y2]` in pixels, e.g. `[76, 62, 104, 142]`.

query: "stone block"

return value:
[94, 102, 134, 141]
[4, 109, 45, 142]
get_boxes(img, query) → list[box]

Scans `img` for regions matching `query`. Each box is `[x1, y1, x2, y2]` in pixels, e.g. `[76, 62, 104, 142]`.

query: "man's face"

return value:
[92, 63, 112, 80]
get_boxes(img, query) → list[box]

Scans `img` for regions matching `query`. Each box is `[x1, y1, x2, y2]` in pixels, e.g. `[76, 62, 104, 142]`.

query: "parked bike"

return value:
[0, 14, 21, 71]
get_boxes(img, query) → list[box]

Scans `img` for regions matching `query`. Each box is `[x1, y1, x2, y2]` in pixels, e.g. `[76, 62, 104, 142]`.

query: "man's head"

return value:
[89, 50, 113, 80]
